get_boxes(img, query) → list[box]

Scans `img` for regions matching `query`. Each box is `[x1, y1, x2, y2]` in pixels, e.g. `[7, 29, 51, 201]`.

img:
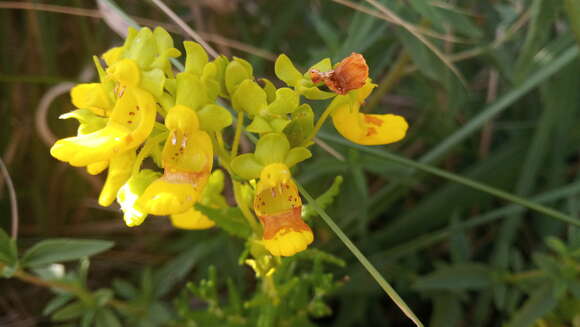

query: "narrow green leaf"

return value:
[195, 205, 252, 239]
[507, 283, 557, 327]
[413, 263, 493, 292]
[22, 239, 114, 268]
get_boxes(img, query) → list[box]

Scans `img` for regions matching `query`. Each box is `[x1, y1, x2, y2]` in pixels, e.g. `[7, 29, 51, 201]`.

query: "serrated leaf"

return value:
[22, 239, 114, 268]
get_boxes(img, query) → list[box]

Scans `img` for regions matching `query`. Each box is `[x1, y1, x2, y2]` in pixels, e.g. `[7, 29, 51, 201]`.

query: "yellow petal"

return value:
[262, 228, 314, 257]
[50, 87, 156, 167]
[98, 151, 136, 207]
[102, 47, 123, 66]
[86, 161, 108, 175]
[71, 83, 113, 116]
[138, 172, 207, 216]
[170, 208, 215, 230]
[332, 103, 408, 145]
[107, 58, 140, 87]
[50, 123, 132, 167]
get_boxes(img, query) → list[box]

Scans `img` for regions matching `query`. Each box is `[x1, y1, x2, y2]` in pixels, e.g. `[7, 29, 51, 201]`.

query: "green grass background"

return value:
[1, 0, 580, 326]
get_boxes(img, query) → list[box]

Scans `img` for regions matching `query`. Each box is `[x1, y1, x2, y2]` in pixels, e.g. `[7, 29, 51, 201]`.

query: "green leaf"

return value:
[0, 228, 16, 265]
[231, 153, 263, 180]
[255, 133, 290, 165]
[260, 78, 277, 103]
[267, 88, 299, 115]
[183, 41, 208, 75]
[274, 54, 303, 86]
[507, 283, 557, 327]
[197, 104, 232, 131]
[195, 205, 252, 239]
[285, 147, 312, 168]
[283, 104, 315, 147]
[225, 60, 252, 96]
[175, 72, 207, 110]
[95, 308, 122, 327]
[22, 239, 114, 268]
[43, 294, 74, 315]
[246, 116, 274, 134]
[302, 176, 343, 220]
[51, 301, 84, 321]
[232, 79, 267, 115]
[413, 263, 493, 292]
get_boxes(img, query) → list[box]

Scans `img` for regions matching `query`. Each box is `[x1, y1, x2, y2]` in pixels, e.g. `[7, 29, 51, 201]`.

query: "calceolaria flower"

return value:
[51, 25, 409, 266]
[138, 105, 213, 216]
[50, 86, 156, 167]
[169, 169, 228, 230]
[329, 81, 408, 145]
[231, 133, 313, 256]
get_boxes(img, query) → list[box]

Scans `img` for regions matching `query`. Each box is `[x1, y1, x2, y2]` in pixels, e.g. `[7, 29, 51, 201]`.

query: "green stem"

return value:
[233, 181, 261, 234]
[302, 104, 335, 147]
[297, 184, 424, 327]
[231, 111, 244, 157]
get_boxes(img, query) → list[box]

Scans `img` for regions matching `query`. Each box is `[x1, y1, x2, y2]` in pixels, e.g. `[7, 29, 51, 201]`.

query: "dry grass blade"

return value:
[149, 0, 219, 58]
[0, 2, 275, 61]
[0, 158, 19, 240]
[363, 0, 466, 85]
[332, 0, 471, 44]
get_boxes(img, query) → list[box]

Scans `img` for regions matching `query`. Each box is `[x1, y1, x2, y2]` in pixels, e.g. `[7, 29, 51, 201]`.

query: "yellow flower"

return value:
[331, 81, 408, 146]
[70, 83, 114, 116]
[170, 209, 215, 230]
[98, 150, 136, 207]
[50, 86, 156, 167]
[138, 106, 213, 216]
[254, 163, 313, 257]
[117, 170, 160, 227]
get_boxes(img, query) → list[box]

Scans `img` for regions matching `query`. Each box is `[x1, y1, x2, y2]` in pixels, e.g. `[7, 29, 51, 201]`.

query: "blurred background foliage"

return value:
[2, 0, 580, 326]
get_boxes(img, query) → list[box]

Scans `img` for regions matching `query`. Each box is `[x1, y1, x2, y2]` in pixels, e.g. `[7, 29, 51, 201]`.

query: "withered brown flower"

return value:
[309, 52, 369, 95]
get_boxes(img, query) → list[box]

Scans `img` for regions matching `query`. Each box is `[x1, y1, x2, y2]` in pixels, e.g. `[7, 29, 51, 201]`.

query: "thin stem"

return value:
[231, 111, 244, 157]
[0, 158, 18, 240]
[148, 0, 218, 58]
[298, 184, 424, 327]
[365, 50, 410, 111]
[303, 105, 335, 147]
[233, 181, 261, 234]
[0, 263, 138, 312]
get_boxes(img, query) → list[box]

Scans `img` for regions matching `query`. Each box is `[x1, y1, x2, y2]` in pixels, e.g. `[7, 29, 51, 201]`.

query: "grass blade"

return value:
[298, 183, 424, 327]
[320, 134, 580, 228]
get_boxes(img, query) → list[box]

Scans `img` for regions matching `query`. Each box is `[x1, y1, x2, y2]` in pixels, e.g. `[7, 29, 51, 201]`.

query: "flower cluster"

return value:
[50, 27, 408, 257]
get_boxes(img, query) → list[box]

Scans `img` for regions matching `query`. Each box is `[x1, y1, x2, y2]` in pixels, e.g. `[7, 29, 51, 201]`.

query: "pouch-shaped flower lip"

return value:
[50, 86, 156, 167]
[170, 208, 215, 230]
[330, 81, 409, 146]
[138, 170, 209, 216]
[260, 208, 314, 257]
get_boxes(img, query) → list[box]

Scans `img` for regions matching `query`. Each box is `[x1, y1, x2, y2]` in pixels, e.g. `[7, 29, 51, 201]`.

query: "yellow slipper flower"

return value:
[138, 105, 214, 216]
[331, 82, 408, 146]
[50, 86, 156, 167]
[254, 163, 313, 257]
